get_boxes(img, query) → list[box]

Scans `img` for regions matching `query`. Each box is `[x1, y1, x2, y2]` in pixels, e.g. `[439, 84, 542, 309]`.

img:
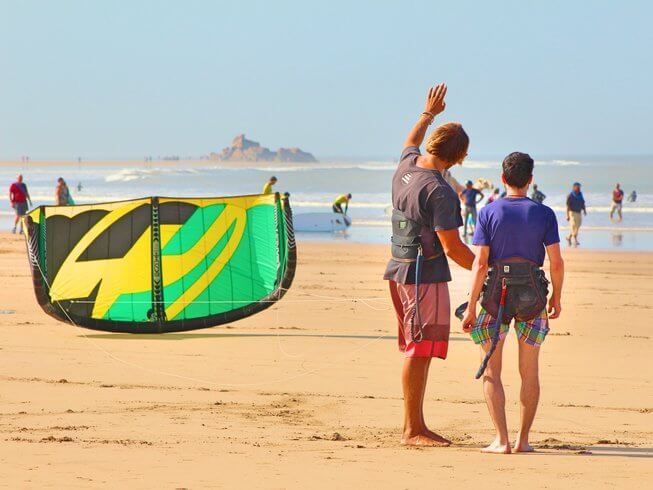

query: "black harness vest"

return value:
[481, 259, 549, 324]
[390, 209, 443, 262]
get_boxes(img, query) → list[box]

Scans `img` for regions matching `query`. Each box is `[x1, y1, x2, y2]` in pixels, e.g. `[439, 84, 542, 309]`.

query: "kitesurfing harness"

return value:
[391, 209, 444, 343]
[474, 258, 549, 378]
[480, 259, 549, 324]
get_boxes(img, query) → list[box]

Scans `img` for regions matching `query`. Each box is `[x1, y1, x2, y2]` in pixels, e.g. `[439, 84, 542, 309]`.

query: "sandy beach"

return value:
[0, 232, 651, 488]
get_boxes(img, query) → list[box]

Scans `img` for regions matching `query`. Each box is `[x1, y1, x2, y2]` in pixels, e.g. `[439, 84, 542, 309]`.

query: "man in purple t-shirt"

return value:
[461, 152, 565, 454]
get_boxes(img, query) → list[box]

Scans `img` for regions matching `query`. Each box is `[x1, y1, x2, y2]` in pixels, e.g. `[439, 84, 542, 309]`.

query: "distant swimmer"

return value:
[332, 193, 351, 214]
[9, 174, 32, 234]
[530, 184, 546, 204]
[487, 188, 500, 204]
[460, 180, 484, 236]
[77, 182, 83, 192]
[262, 176, 277, 194]
[627, 190, 637, 203]
[565, 182, 586, 246]
[610, 183, 624, 222]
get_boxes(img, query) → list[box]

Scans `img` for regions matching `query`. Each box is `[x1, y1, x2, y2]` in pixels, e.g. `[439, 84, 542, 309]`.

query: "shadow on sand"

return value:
[78, 332, 472, 342]
[587, 446, 653, 459]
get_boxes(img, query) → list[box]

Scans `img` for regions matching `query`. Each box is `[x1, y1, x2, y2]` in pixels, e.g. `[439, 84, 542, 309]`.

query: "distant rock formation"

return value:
[209, 134, 317, 163]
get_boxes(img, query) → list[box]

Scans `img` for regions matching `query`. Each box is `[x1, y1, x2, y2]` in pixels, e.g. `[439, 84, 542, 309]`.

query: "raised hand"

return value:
[424, 83, 447, 116]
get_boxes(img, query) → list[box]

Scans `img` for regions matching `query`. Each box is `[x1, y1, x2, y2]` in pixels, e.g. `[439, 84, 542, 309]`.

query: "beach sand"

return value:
[0, 232, 651, 488]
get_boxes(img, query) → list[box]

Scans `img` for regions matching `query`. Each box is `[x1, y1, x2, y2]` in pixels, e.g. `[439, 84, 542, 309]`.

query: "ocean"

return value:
[2, 155, 653, 250]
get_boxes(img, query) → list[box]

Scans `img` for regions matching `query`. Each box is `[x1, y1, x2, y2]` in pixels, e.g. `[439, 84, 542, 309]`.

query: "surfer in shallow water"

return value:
[461, 152, 564, 454]
[384, 83, 474, 447]
[332, 193, 351, 214]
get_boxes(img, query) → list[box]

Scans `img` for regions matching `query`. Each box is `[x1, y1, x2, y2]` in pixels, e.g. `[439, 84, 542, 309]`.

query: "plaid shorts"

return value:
[470, 308, 549, 347]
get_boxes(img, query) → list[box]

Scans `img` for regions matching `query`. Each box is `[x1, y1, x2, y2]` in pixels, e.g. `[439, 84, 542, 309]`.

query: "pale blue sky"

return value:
[1, 0, 651, 160]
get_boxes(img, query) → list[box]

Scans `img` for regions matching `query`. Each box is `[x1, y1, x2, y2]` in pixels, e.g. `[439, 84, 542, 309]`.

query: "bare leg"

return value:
[480, 337, 511, 454]
[514, 339, 541, 452]
[401, 357, 450, 447]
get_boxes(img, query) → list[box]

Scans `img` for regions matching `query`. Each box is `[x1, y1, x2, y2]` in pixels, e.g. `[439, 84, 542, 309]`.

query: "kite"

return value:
[23, 193, 296, 333]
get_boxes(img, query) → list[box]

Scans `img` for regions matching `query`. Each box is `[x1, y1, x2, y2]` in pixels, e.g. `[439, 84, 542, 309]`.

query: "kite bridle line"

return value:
[30, 258, 393, 389]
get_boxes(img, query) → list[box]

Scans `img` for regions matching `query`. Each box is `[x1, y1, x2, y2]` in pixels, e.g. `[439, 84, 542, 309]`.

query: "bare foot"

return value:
[401, 432, 451, 447]
[481, 439, 511, 454]
[514, 442, 534, 453]
[425, 429, 452, 445]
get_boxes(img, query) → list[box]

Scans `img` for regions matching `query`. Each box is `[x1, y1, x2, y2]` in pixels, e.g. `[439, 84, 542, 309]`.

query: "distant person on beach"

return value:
[461, 152, 564, 454]
[460, 180, 484, 236]
[566, 182, 586, 246]
[332, 193, 351, 214]
[610, 183, 624, 222]
[530, 184, 546, 204]
[384, 83, 474, 447]
[262, 176, 277, 194]
[487, 188, 500, 204]
[627, 190, 637, 203]
[442, 169, 464, 193]
[9, 174, 32, 234]
[55, 178, 74, 206]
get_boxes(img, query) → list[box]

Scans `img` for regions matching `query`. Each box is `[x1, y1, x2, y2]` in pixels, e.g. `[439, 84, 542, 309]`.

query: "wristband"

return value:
[421, 112, 435, 124]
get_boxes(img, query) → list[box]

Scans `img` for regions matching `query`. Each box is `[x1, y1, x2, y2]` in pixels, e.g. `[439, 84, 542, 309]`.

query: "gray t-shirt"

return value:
[383, 146, 463, 284]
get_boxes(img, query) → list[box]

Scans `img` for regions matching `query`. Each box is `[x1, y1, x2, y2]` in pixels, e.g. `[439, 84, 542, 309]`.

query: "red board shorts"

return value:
[389, 280, 450, 359]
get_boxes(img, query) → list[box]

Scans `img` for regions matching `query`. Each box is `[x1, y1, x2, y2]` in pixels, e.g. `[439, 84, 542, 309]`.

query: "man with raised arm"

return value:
[462, 152, 564, 454]
[384, 84, 474, 446]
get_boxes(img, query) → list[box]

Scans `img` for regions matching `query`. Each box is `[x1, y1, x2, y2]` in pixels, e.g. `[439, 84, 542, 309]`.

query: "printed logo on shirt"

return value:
[401, 173, 412, 184]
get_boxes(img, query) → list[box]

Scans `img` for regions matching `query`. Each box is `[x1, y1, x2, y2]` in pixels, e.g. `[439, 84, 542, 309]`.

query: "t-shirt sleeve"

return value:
[543, 208, 560, 245]
[428, 188, 462, 231]
[472, 208, 490, 245]
[400, 146, 420, 162]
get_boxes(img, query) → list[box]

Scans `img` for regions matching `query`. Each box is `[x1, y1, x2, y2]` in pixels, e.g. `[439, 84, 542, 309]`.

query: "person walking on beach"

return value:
[332, 193, 351, 214]
[55, 177, 74, 206]
[627, 190, 637, 203]
[566, 182, 586, 246]
[530, 184, 546, 204]
[9, 174, 32, 234]
[460, 180, 484, 236]
[610, 183, 624, 222]
[461, 152, 564, 454]
[384, 83, 474, 447]
[262, 176, 277, 194]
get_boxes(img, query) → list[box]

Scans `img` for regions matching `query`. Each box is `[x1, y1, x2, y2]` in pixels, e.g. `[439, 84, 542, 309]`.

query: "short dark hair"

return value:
[502, 152, 534, 188]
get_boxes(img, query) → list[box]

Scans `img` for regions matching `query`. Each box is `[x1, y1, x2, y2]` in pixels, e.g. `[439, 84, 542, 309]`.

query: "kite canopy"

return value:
[24, 193, 296, 333]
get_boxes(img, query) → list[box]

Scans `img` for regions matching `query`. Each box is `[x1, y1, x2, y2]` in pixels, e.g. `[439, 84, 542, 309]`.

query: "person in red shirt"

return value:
[9, 174, 32, 233]
[610, 183, 624, 222]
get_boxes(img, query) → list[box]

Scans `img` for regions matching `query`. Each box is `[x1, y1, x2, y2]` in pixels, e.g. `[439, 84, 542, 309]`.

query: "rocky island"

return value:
[209, 134, 317, 163]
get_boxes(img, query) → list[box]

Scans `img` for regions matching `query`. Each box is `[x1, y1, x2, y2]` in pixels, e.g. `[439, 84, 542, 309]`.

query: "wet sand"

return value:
[0, 232, 651, 488]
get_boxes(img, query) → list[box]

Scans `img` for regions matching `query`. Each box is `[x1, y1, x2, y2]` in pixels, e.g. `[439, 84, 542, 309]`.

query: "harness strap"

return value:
[475, 278, 508, 379]
[410, 246, 425, 343]
[391, 253, 442, 264]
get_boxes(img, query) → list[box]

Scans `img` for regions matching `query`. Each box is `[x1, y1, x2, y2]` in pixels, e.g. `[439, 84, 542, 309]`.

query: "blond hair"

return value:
[425, 122, 469, 164]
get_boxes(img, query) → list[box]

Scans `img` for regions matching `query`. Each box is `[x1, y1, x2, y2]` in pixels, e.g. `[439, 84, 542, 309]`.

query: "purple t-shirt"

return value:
[472, 197, 559, 266]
